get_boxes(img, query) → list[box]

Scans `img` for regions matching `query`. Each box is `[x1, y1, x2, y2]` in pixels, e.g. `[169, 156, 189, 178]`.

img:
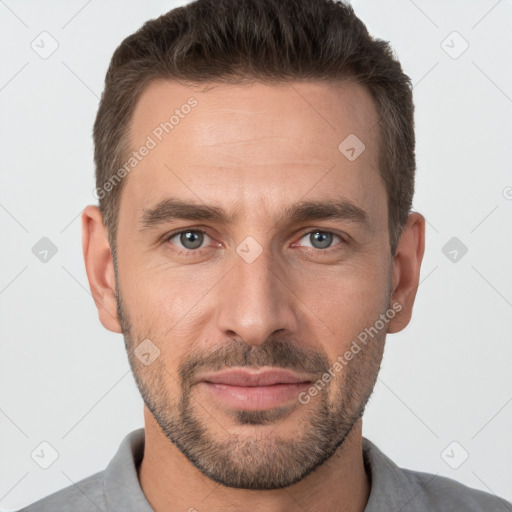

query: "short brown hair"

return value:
[93, 0, 415, 257]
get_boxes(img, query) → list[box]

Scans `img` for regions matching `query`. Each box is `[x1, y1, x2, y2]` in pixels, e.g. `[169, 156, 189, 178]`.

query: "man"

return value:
[19, 0, 511, 510]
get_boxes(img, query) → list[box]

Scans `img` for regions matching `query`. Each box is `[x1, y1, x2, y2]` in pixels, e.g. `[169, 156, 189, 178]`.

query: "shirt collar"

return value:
[362, 437, 430, 511]
[103, 428, 153, 512]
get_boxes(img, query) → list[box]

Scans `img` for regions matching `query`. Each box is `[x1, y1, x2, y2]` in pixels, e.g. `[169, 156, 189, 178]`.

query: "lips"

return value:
[198, 368, 313, 387]
[197, 368, 314, 411]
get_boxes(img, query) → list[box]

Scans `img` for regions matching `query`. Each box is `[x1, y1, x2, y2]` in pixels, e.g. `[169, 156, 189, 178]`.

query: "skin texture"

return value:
[82, 79, 425, 512]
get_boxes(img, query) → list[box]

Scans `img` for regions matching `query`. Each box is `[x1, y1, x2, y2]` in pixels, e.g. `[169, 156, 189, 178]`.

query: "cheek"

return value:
[298, 262, 389, 356]
[118, 262, 217, 356]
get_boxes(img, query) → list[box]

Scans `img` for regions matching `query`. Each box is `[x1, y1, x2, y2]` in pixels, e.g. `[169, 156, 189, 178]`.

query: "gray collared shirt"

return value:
[18, 428, 511, 511]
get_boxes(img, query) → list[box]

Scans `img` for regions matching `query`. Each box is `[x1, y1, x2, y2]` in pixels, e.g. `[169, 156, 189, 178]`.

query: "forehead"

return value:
[122, 78, 385, 224]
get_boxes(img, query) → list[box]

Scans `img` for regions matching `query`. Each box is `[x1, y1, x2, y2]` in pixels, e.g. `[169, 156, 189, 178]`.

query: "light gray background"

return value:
[1, 0, 511, 510]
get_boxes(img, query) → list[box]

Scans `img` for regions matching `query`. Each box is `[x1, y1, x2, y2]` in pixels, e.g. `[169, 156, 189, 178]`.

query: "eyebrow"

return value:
[138, 197, 370, 231]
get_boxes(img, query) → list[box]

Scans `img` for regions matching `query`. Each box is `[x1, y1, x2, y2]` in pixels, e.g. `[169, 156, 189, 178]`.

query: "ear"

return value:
[387, 212, 426, 334]
[81, 205, 122, 333]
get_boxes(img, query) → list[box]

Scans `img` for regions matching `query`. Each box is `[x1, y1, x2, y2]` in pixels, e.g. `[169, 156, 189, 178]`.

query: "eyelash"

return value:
[164, 229, 346, 256]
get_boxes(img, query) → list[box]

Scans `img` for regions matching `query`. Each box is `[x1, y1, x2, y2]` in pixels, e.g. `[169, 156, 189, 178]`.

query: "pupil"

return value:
[311, 231, 332, 249]
[181, 231, 203, 249]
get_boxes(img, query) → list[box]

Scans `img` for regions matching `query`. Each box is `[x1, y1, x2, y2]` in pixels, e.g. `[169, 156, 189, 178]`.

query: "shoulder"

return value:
[17, 428, 149, 512]
[16, 470, 107, 512]
[362, 437, 511, 512]
[402, 467, 512, 512]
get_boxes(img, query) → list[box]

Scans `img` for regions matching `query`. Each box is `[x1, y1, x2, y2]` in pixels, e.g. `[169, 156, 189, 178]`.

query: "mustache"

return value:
[178, 338, 331, 387]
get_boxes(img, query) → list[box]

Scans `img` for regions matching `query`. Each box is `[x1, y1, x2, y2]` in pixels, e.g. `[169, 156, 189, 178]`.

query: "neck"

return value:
[138, 407, 370, 512]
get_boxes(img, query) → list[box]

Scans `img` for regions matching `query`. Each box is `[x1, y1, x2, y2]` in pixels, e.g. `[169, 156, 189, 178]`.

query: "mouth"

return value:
[196, 368, 313, 410]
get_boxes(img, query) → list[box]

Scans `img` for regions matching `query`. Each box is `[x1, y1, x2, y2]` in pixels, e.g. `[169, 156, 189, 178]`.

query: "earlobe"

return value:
[387, 212, 426, 334]
[81, 205, 122, 333]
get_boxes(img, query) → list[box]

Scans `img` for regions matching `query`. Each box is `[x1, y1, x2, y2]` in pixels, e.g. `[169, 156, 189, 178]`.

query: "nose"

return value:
[215, 245, 299, 346]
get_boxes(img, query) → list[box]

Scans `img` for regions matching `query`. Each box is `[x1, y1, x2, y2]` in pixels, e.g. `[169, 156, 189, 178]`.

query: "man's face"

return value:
[115, 79, 393, 489]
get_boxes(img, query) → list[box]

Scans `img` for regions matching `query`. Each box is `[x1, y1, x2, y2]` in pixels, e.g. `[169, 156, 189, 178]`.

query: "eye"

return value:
[296, 230, 343, 250]
[167, 230, 211, 251]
